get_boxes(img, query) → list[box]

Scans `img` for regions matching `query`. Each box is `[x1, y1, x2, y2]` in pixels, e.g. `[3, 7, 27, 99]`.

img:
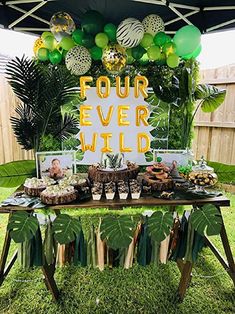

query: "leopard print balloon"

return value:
[65, 46, 92, 76]
[142, 14, 165, 36]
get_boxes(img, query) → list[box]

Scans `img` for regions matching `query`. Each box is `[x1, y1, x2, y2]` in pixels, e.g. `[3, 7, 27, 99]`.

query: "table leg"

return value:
[42, 263, 59, 301]
[0, 215, 14, 286]
[218, 206, 235, 285]
[178, 261, 193, 301]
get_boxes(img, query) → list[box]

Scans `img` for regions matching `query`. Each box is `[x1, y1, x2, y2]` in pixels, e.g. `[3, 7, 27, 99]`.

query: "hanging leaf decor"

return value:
[52, 214, 81, 244]
[147, 211, 173, 242]
[100, 216, 135, 250]
[0, 160, 36, 188]
[7, 211, 39, 243]
[194, 84, 226, 112]
[190, 204, 222, 236]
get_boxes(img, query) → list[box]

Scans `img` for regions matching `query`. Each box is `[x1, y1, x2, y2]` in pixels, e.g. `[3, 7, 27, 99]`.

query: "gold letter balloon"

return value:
[50, 11, 76, 41]
[102, 44, 127, 75]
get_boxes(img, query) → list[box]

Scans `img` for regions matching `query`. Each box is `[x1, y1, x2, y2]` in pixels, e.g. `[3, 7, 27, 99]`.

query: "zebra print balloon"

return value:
[117, 18, 144, 48]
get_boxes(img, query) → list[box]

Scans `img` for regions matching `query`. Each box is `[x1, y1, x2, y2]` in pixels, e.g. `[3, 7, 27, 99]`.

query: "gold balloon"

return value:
[102, 44, 127, 75]
[33, 37, 45, 56]
[50, 11, 76, 41]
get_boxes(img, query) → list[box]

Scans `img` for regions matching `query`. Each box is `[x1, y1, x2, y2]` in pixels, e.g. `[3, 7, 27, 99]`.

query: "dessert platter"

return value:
[20, 154, 219, 206]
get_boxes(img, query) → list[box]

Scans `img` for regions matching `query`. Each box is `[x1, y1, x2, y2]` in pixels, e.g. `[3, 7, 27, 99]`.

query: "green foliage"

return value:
[0, 160, 35, 187]
[147, 211, 173, 242]
[207, 161, 235, 184]
[7, 211, 39, 243]
[178, 165, 192, 175]
[40, 134, 61, 151]
[52, 214, 81, 244]
[63, 136, 81, 150]
[191, 204, 222, 236]
[6, 57, 80, 152]
[100, 216, 135, 249]
[195, 84, 226, 112]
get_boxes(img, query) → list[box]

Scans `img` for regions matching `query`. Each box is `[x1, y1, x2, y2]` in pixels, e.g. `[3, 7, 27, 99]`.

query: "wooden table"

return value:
[0, 194, 234, 302]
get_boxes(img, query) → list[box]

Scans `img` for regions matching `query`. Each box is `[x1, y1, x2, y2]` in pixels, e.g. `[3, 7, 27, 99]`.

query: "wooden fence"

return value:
[0, 75, 34, 164]
[192, 65, 235, 165]
[0, 64, 235, 165]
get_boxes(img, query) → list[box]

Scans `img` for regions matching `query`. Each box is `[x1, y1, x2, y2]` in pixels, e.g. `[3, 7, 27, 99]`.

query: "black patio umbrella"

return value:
[0, 0, 235, 35]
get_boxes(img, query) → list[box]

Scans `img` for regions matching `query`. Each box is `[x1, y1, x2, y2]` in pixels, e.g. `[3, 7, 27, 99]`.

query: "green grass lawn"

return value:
[0, 188, 234, 314]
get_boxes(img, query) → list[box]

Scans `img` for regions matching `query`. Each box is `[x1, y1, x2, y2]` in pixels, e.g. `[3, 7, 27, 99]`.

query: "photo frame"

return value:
[154, 149, 193, 166]
[36, 151, 76, 180]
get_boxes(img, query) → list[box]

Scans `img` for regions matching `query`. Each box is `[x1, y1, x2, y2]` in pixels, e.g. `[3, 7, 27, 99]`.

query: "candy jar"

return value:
[189, 156, 217, 192]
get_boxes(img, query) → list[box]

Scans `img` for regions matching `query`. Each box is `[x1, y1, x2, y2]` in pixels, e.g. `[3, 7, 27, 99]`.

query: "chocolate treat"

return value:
[105, 181, 116, 200]
[118, 180, 129, 199]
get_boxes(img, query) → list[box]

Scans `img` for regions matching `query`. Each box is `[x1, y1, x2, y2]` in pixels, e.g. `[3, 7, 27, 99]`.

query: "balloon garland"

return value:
[33, 10, 202, 75]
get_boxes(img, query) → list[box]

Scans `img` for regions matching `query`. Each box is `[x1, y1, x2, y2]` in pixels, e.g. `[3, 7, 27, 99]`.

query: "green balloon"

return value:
[95, 32, 109, 48]
[153, 32, 171, 46]
[183, 44, 202, 60]
[60, 37, 75, 50]
[43, 35, 56, 50]
[126, 48, 134, 64]
[132, 45, 146, 60]
[167, 53, 179, 68]
[140, 33, 153, 48]
[82, 34, 95, 48]
[49, 50, 62, 64]
[147, 46, 161, 61]
[72, 29, 84, 45]
[155, 52, 166, 65]
[104, 23, 117, 42]
[139, 53, 149, 65]
[90, 46, 103, 60]
[81, 10, 105, 35]
[41, 31, 53, 40]
[173, 25, 201, 56]
[62, 49, 68, 59]
[163, 42, 176, 55]
[37, 47, 49, 61]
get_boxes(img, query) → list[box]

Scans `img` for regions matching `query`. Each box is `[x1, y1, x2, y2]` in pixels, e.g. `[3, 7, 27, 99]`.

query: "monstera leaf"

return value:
[7, 211, 39, 243]
[191, 204, 222, 236]
[147, 211, 173, 242]
[52, 214, 81, 244]
[100, 216, 135, 250]
[194, 84, 226, 112]
[0, 160, 36, 188]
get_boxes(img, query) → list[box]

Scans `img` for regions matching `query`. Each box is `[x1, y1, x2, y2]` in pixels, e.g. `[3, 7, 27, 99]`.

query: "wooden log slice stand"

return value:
[143, 173, 174, 191]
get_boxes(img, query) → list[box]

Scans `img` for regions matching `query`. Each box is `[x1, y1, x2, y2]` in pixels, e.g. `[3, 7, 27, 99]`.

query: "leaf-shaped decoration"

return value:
[7, 211, 39, 243]
[100, 216, 135, 250]
[194, 84, 226, 112]
[0, 160, 36, 187]
[191, 204, 222, 236]
[147, 211, 173, 242]
[52, 214, 81, 244]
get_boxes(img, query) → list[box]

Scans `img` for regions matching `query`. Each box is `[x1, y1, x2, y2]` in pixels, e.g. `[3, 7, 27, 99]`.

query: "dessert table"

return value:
[0, 193, 234, 302]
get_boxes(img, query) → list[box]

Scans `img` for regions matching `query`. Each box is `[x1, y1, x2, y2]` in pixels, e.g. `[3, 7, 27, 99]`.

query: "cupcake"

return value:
[91, 182, 103, 200]
[105, 182, 116, 200]
[117, 180, 129, 199]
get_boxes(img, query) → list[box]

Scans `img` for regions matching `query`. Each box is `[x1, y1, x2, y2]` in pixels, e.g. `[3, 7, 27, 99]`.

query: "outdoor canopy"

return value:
[0, 0, 235, 35]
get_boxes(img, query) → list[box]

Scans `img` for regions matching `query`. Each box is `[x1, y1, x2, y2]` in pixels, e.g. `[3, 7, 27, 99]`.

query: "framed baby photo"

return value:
[36, 151, 76, 180]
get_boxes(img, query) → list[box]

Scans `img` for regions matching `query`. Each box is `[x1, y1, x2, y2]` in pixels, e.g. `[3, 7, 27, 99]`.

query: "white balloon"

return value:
[142, 14, 164, 36]
[117, 17, 144, 48]
[65, 46, 92, 76]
